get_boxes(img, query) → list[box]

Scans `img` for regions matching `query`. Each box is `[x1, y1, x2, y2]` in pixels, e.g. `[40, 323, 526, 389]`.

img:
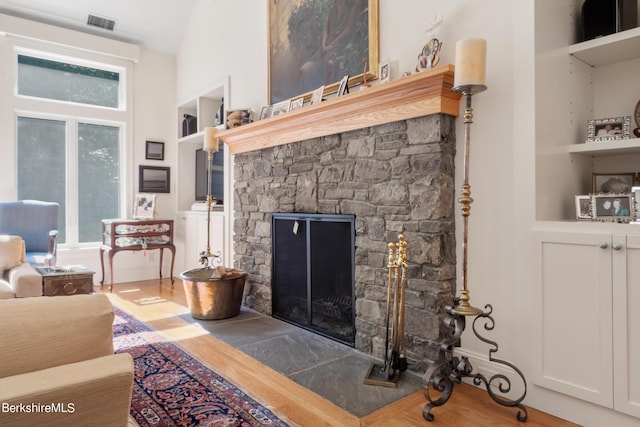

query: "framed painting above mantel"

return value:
[268, 0, 379, 104]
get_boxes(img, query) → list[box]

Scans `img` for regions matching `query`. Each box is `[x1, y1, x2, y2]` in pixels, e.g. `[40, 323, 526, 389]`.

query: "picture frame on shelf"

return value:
[145, 140, 165, 161]
[337, 75, 350, 96]
[575, 195, 592, 220]
[592, 172, 635, 193]
[586, 116, 631, 142]
[310, 86, 324, 105]
[633, 186, 640, 223]
[267, 0, 378, 104]
[259, 105, 272, 120]
[133, 193, 157, 219]
[379, 60, 390, 84]
[290, 97, 304, 110]
[139, 165, 170, 193]
[271, 100, 291, 117]
[591, 193, 634, 223]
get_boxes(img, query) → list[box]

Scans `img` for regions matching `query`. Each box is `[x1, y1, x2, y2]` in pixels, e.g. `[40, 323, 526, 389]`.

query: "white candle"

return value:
[203, 127, 219, 152]
[454, 38, 487, 87]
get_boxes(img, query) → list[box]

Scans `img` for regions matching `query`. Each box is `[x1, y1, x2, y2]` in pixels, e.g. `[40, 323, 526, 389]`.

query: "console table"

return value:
[99, 219, 175, 291]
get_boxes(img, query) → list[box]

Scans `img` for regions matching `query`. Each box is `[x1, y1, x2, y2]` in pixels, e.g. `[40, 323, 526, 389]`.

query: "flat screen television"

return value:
[195, 146, 224, 204]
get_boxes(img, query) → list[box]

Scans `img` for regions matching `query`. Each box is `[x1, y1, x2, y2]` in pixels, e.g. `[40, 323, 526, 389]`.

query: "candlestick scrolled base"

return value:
[422, 303, 528, 422]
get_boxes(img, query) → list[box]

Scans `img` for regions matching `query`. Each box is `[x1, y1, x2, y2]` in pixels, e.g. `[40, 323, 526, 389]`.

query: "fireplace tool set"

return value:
[364, 234, 409, 388]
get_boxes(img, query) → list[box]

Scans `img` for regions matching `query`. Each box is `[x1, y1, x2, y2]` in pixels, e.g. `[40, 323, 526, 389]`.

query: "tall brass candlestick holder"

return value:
[180, 127, 248, 321]
[421, 83, 528, 422]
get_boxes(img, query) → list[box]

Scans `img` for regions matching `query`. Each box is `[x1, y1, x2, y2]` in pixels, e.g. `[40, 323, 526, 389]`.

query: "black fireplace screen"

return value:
[271, 213, 355, 346]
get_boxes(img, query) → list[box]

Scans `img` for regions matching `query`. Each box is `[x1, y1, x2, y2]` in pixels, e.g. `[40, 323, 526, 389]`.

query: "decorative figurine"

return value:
[416, 38, 442, 72]
[360, 57, 371, 90]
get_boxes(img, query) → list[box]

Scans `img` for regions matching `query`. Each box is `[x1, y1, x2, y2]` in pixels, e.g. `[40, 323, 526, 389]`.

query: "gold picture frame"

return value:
[268, 0, 379, 104]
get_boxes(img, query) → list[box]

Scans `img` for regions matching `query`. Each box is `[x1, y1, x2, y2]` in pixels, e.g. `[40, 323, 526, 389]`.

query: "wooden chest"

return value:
[37, 267, 95, 296]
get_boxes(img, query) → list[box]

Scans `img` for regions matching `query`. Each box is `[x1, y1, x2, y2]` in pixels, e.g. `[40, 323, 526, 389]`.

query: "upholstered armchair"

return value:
[0, 293, 135, 426]
[0, 200, 59, 266]
[0, 235, 42, 298]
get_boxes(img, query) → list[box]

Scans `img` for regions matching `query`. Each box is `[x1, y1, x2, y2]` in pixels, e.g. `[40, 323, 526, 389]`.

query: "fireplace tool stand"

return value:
[422, 79, 527, 422]
[364, 234, 408, 388]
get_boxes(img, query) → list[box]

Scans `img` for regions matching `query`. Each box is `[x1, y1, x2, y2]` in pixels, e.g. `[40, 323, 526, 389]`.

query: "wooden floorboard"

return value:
[101, 279, 580, 427]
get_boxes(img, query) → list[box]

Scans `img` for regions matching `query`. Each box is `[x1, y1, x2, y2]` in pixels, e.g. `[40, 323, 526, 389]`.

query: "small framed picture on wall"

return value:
[139, 165, 170, 193]
[145, 140, 165, 161]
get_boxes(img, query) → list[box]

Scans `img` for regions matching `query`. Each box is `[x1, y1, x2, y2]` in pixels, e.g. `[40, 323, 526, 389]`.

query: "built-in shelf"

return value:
[178, 124, 226, 145]
[568, 27, 640, 67]
[569, 137, 640, 156]
[219, 65, 461, 155]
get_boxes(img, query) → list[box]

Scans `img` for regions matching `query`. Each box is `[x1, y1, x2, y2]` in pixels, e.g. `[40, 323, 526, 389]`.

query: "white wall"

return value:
[176, 1, 267, 111]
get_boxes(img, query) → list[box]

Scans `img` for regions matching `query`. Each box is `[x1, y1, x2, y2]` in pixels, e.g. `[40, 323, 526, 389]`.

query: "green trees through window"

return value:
[17, 55, 120, 108]
[16, 52, 124, 245]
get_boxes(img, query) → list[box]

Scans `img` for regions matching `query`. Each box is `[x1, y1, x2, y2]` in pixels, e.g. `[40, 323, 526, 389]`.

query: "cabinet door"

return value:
[184, 213, 225, 270]
[195, 213, 210, 259]
[613, 234, 640, 418]
[184, 213, 200, 270]
[533, 231, 613, 407]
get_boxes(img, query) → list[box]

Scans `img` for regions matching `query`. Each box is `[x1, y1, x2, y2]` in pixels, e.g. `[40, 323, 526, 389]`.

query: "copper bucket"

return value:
[180, 268, 247, 320]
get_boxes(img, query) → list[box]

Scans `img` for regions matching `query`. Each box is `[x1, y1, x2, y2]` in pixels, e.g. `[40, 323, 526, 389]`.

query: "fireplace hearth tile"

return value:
[179, 307, 300, 347]
[180, 306, 423, 417]
[290, 353, 422, 417]
[237, 329, 353, 375]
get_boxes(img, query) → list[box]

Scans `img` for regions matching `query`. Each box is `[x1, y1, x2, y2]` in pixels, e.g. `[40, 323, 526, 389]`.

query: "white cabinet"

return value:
[534, 229, 640, 418]
[182, 211, 225, 270]
[613, 234, 640, 418]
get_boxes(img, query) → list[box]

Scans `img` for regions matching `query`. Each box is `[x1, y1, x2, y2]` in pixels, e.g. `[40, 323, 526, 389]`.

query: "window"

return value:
[17, 55, 121, 108]
[15, 50, 127, 245]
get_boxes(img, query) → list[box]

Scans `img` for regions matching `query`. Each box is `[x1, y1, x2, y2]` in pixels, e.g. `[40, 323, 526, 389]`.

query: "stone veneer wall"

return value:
[233, 114, 456, 370]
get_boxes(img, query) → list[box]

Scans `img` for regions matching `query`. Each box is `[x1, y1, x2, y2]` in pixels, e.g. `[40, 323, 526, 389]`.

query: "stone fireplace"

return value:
[232, 113, 457, 370]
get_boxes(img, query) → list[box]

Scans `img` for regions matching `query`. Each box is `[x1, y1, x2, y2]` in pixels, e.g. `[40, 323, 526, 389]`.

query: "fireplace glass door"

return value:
[272, 213, 355, 345]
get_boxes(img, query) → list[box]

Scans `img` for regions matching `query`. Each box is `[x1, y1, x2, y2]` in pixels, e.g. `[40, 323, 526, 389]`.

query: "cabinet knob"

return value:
[612, 242, 623, 251]
[598, 241, 608, 249]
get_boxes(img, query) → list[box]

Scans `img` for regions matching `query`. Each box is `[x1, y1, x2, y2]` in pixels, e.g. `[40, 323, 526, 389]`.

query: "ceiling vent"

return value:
[87, 14, 115, 31]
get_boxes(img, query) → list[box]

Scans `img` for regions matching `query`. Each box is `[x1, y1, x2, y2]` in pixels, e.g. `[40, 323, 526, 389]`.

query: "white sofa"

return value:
[0, 293, 135, 426]
[0, 235, 43, 298]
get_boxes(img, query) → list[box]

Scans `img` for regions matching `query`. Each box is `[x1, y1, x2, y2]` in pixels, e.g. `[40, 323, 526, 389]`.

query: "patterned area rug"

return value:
[113, 308, 291, 427]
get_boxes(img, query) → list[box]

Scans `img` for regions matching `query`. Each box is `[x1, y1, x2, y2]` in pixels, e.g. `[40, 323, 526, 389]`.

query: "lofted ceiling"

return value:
[0, 0, 196, 54]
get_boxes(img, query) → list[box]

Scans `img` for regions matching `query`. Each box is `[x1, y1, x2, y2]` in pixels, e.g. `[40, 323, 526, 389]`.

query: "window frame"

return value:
[15, 47, 127, 111]
[10, 41, 134, 249]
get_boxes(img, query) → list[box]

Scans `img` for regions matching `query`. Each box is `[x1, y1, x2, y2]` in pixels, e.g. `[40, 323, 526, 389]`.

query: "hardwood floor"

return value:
[102, 279, 579, 427]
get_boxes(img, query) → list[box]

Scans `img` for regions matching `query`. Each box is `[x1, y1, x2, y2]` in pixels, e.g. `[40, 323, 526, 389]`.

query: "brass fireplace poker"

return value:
[364, 234, 408, 388]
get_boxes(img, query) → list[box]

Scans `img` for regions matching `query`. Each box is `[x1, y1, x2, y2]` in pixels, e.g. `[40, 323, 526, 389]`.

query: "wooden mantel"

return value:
[219, 65, 461, 155]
